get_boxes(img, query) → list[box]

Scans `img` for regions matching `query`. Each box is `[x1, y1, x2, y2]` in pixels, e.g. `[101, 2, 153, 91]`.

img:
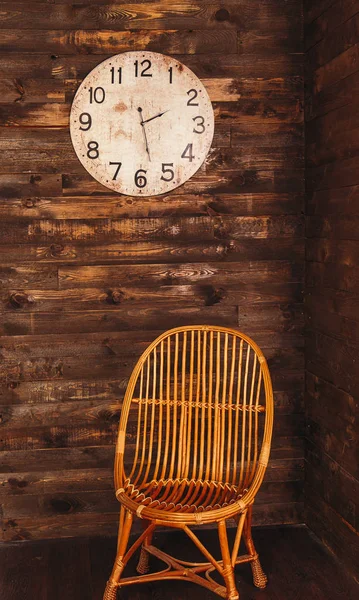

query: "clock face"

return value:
[70, 51, 215, 197]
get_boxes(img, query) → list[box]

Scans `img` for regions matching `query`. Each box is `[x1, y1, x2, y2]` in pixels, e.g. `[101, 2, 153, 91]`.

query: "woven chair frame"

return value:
[103, 325, 274, 600]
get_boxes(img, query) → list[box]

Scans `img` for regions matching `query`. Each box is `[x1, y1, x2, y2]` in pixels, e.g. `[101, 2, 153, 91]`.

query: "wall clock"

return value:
[70, 51, 214, 197]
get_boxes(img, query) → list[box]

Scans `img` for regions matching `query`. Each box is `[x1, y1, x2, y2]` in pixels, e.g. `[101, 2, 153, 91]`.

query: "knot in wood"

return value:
[108, 289, 124, 305]
[9, 292, 32, 309]
[49, 243, 65, 257]
[215, 8, 230, 22]
[23, 198, 36, 209]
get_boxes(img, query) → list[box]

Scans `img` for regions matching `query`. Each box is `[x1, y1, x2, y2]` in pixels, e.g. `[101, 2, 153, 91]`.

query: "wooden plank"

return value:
[0, 304, 304, 336]
[306, 371, 356, 428]
[306, 215, 359, 240]
[1, 502, 305, 540]
[0, 304, 244, 335]
[313, 42, 359, 93]
[307, 186, 359, 215]
[0, 145, 304, 174]
[306, 490, 359, 580]
[305, 0, 359, 50]
[0, 480, 303, 521]
[307, 300, 359, 345]
[0, 266, 58, 289]
[307, 261, 359, 294]
[306, 286, 359, 322]
[306, 97, 359, 148]
[307, 11, 359, 70]
[0, 99, 303, 128]
[306, 68, 359, 122]
[306, 124, 359, 167]
[0, 26, 302, 56]
[0, 540, 48, 597]
[0, 75, 303, 105]
[0, 238, 305, 265]
[0, 413, 304, 451]
[0, 28, 238, 55]
[0, 1, 301, 32]
[0, 174, 62, 199]
[307, 330, 359, 396]
[61, 169, 304, 196]
[0, 282, 304, 313]
[306, 441, 359, 529]
[0, 191, 303, 219]
[231, 122, 304, 148]
[0, 215, 303, 245]
[304, 0, 338, 25]
[58, 260, 304, 289]
[0, 330, 304, 362]
[0, 458, 304, 499]
[0, 53, 304, 81]
[47, 539, 93, 600]
[307, 156, 359, 191]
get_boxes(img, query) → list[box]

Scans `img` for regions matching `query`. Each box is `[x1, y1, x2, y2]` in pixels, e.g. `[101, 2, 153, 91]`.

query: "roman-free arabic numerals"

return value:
[181, 144, 195, 162]
[134, 60, 152, 77]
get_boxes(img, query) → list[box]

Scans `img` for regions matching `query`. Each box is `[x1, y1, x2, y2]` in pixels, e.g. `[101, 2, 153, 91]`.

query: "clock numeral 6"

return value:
[161, 163, 174, 182]
[87, 141, 99, 159]
[79, 112, 92, 131]
[181, 143, 195, 162]
[135, 169, 147, 188]
[187, 89, 199, 106]
[89, 86, 105, 104]
[134, 60, 152, 78]
[193, 116, 205, 134]
[109, 162, 122, 180]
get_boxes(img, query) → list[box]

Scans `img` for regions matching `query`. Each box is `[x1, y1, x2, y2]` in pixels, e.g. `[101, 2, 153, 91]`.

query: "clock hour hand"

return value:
[138, 107, 151, 162]
[141, 110, 169, 125]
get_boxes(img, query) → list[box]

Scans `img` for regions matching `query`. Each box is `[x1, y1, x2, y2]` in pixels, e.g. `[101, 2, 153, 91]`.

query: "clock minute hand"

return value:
[142, 110, 169, 125]
[137, 107, 151, 162]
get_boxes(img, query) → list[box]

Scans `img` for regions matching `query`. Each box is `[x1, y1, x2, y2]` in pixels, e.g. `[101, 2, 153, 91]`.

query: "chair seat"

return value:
[119, 477, 246, 514]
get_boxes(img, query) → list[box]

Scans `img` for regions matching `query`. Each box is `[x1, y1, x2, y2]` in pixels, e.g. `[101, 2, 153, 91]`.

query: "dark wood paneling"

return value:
[305, 0, 359, 580]
[0, 1, 304, 540]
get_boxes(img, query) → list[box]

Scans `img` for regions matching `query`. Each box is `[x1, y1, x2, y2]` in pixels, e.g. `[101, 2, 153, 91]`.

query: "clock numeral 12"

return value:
[168, 67, 173, 84]
[110, 67, 122, 84]
[181, 143, 195, 162]
[109, 162, 122, 180]
[134, 60, 152, 78]
[89, 87, 106, 104]
[161, 163, 174, 182]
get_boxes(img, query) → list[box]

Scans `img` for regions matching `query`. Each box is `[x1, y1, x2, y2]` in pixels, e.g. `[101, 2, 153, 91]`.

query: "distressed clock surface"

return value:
[70, 51, 215, 197]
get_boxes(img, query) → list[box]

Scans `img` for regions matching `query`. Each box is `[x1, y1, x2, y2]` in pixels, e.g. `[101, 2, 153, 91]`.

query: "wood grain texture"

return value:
[0, 0, 304, 540]
[305, 0, 359, 581]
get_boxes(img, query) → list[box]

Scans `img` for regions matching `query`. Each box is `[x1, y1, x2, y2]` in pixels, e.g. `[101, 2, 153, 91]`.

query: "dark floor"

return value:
[1, 526, 358, 600]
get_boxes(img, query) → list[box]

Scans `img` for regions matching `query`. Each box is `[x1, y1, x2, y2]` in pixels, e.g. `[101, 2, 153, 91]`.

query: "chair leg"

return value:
[136, 519, 154, 574]
[103, 509, 133, 600]
[218, 520, 239, 600]
[243, 505, 267, 589]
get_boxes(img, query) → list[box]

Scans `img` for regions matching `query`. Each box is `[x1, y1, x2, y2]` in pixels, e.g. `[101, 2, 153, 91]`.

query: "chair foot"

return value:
[103, 579, 118, 600]
[251, 558, 268, 589]
[136, 546, 150, 574]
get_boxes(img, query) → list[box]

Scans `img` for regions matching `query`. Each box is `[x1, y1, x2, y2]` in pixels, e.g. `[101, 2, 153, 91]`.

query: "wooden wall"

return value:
[305, 0, 359, 580]
[0, 1, 304, 540]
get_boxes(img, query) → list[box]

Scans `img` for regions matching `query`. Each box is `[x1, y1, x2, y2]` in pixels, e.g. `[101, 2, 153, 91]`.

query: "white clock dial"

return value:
[70, 51, 214, 197]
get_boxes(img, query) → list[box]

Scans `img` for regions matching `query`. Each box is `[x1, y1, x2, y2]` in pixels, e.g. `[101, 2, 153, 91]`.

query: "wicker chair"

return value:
[103, 325, 274, 600]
